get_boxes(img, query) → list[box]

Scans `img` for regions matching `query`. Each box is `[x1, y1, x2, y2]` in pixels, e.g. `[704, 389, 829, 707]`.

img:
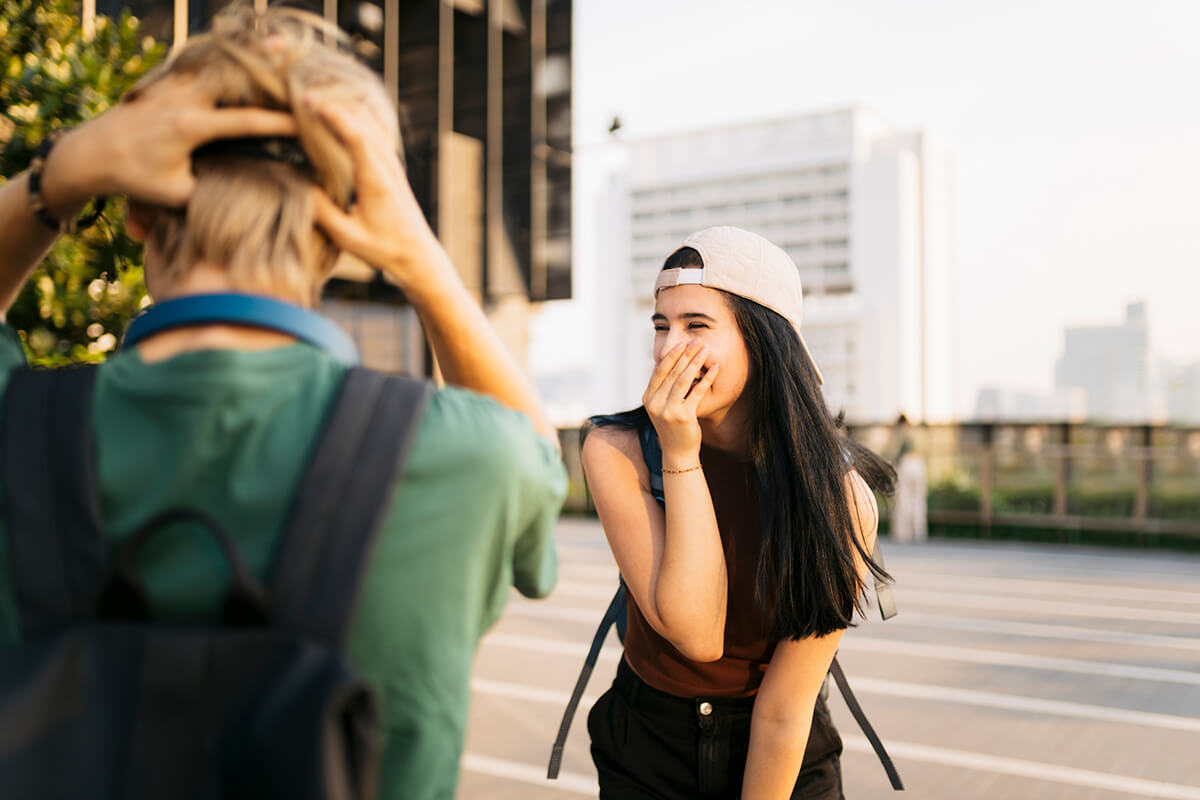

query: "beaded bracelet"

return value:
[27, 131, 107, 234]
[662, 464, 702, 474]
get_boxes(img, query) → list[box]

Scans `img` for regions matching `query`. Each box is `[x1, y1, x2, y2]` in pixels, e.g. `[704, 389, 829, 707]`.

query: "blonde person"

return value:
[0, 8, 564, 800]
[582, 228, 896, 799]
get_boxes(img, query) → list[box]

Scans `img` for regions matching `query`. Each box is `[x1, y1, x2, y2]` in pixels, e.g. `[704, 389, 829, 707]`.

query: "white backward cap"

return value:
[654, 225, 824, 384]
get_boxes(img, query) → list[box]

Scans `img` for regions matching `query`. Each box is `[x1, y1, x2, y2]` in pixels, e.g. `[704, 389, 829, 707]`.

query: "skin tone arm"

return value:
[741, 469, 880, 798]
[307, 93, 557, 447]
[0, 74, 297, 317]
[581, 340, 727, 661]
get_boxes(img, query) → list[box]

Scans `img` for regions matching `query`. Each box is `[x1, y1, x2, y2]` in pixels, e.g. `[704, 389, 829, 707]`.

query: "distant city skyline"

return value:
[532, 0, 1200, 420]
[976, 300, 1200, 423]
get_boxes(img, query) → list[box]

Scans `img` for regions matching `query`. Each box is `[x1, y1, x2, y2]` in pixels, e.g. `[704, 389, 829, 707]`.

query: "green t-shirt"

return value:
[0, 325, 566, 800]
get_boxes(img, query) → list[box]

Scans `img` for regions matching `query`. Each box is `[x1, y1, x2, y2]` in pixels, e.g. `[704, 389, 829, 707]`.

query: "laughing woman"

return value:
[582, 227, 896, 799]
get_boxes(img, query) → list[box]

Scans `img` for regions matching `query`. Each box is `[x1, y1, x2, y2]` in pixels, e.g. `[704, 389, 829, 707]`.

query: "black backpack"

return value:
[0, 364, 431, 800]
[548, 409, 903, 790]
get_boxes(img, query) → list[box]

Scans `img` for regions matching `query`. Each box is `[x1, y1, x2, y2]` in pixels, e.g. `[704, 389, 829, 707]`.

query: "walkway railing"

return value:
[559, 421, 1200, 540]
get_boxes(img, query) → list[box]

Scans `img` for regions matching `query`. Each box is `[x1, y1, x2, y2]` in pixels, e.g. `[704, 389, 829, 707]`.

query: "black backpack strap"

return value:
[829, 655, 903, 790]
[1, 365, 105, 638]
[546, 584, 626, 779]
[550, 411, 663, 777]
[270, 367, 432, 647]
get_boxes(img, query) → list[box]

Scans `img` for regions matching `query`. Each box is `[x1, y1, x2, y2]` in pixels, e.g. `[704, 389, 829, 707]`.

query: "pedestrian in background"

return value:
[581, 227, 897, 799]
[890, 414, 928, 543]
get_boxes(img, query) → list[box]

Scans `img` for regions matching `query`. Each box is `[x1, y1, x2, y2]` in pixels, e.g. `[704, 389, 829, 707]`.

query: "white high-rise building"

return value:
[604, 108, 955, 423]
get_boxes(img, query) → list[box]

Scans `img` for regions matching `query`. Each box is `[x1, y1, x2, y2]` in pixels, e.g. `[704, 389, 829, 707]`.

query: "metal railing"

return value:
[559, 421, 1200, 540]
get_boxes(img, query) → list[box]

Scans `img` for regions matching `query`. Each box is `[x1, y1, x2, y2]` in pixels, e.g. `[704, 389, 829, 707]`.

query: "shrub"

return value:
[0, 0, 164, 364]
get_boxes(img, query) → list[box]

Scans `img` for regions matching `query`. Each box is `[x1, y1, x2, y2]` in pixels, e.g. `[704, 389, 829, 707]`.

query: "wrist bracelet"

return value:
[27, 130, 107, 234]
[662, 464, 702, 474]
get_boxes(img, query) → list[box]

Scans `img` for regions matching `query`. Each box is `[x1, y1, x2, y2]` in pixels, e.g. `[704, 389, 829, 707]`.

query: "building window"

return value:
[823, 262, 849, 272]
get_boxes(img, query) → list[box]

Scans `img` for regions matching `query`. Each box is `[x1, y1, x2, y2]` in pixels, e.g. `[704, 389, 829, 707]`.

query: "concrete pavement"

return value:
[458, 517, 1200, 799]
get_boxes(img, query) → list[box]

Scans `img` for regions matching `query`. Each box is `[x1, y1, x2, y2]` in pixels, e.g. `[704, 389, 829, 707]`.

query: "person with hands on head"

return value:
[582, 227, 897, 799]
[0, 8, 565, 800]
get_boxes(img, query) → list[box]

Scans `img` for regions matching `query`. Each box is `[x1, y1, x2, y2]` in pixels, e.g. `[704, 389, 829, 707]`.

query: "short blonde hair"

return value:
[126, 6, 398, 304]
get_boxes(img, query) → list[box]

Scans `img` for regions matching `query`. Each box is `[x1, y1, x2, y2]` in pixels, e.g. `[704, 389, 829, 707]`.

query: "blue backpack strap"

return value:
[634, 412, 665, 506]
[1, 365, 107, 638]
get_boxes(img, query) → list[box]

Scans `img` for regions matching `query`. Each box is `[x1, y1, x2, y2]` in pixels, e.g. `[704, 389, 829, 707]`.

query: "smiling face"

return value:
[652, 284, 751, 420]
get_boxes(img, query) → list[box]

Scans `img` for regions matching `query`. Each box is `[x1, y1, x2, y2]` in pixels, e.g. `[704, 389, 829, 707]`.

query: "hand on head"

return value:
[51, 69, 442, 297]
[65, 73, 296, 208]
[303, 92, 442, 292]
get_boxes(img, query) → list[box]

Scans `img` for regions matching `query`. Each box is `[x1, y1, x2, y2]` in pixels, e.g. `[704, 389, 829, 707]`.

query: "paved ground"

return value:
[457, 517, 1200, 799]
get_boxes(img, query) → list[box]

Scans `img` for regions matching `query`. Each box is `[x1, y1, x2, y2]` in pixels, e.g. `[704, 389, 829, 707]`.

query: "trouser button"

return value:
[698, 701, 713, 716]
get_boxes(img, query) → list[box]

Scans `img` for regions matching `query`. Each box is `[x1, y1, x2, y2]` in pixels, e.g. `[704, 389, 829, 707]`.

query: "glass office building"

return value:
[90, 0, 572, 374]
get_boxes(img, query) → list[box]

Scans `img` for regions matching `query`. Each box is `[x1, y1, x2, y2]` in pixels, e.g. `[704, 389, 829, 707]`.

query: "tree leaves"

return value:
[0, 0, 164, 364]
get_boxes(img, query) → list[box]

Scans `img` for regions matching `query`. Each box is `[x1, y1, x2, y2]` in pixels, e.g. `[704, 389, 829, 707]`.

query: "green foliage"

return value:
[924, 476, 1199, 523]
[1149, 492, 1200, 522]
[926, 473, 980, 512]
[995, 486, 1054, 515]
[0, 0, 164, 364]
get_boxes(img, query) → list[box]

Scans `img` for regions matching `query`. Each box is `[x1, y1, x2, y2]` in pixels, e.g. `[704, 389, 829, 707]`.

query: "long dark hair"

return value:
[591, 246, 895, 640]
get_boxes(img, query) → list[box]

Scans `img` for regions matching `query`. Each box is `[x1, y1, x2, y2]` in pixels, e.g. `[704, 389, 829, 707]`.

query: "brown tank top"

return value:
[624, 442, 776, 698]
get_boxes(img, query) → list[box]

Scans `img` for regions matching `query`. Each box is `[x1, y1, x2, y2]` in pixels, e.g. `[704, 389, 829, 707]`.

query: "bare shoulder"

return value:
[843, 468, 879, 545]
[582, 424, 652, 493]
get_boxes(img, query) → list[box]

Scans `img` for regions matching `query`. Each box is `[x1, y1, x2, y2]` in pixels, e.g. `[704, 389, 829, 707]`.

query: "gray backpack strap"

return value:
[872, 537, 897, 620]
[270, 367, 432, 647]
[1, 365, 106, 638]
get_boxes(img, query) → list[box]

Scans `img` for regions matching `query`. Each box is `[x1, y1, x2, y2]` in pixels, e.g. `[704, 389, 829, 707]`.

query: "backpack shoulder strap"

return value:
[270, 367, 432, 648]
[871, 537, 897, 620]
[551, 410, 663, 779]
[547, 584, 625, 779]
[830, 655, 904, 789]
[633, 411, 664, 505]
[1, 365, 106, 638]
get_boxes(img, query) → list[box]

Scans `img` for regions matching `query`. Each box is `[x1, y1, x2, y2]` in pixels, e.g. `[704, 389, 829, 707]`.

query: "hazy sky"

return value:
[534, 0, 1200, 417]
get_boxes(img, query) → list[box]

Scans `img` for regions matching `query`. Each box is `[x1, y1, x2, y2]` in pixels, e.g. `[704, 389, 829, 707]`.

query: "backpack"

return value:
[0, 364, 432, 800]
[548, 408, 903, 791]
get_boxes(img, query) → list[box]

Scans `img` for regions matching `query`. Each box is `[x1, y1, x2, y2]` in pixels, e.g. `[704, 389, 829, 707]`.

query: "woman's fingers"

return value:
[644, 342, 687, 401]
[684, 363, 720, 409]
[662, 341, 705, 390]
[664, 347, 710, 406]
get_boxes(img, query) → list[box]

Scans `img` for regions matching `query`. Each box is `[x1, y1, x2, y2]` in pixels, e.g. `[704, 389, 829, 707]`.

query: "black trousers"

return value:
[588, 659, 844, 800]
